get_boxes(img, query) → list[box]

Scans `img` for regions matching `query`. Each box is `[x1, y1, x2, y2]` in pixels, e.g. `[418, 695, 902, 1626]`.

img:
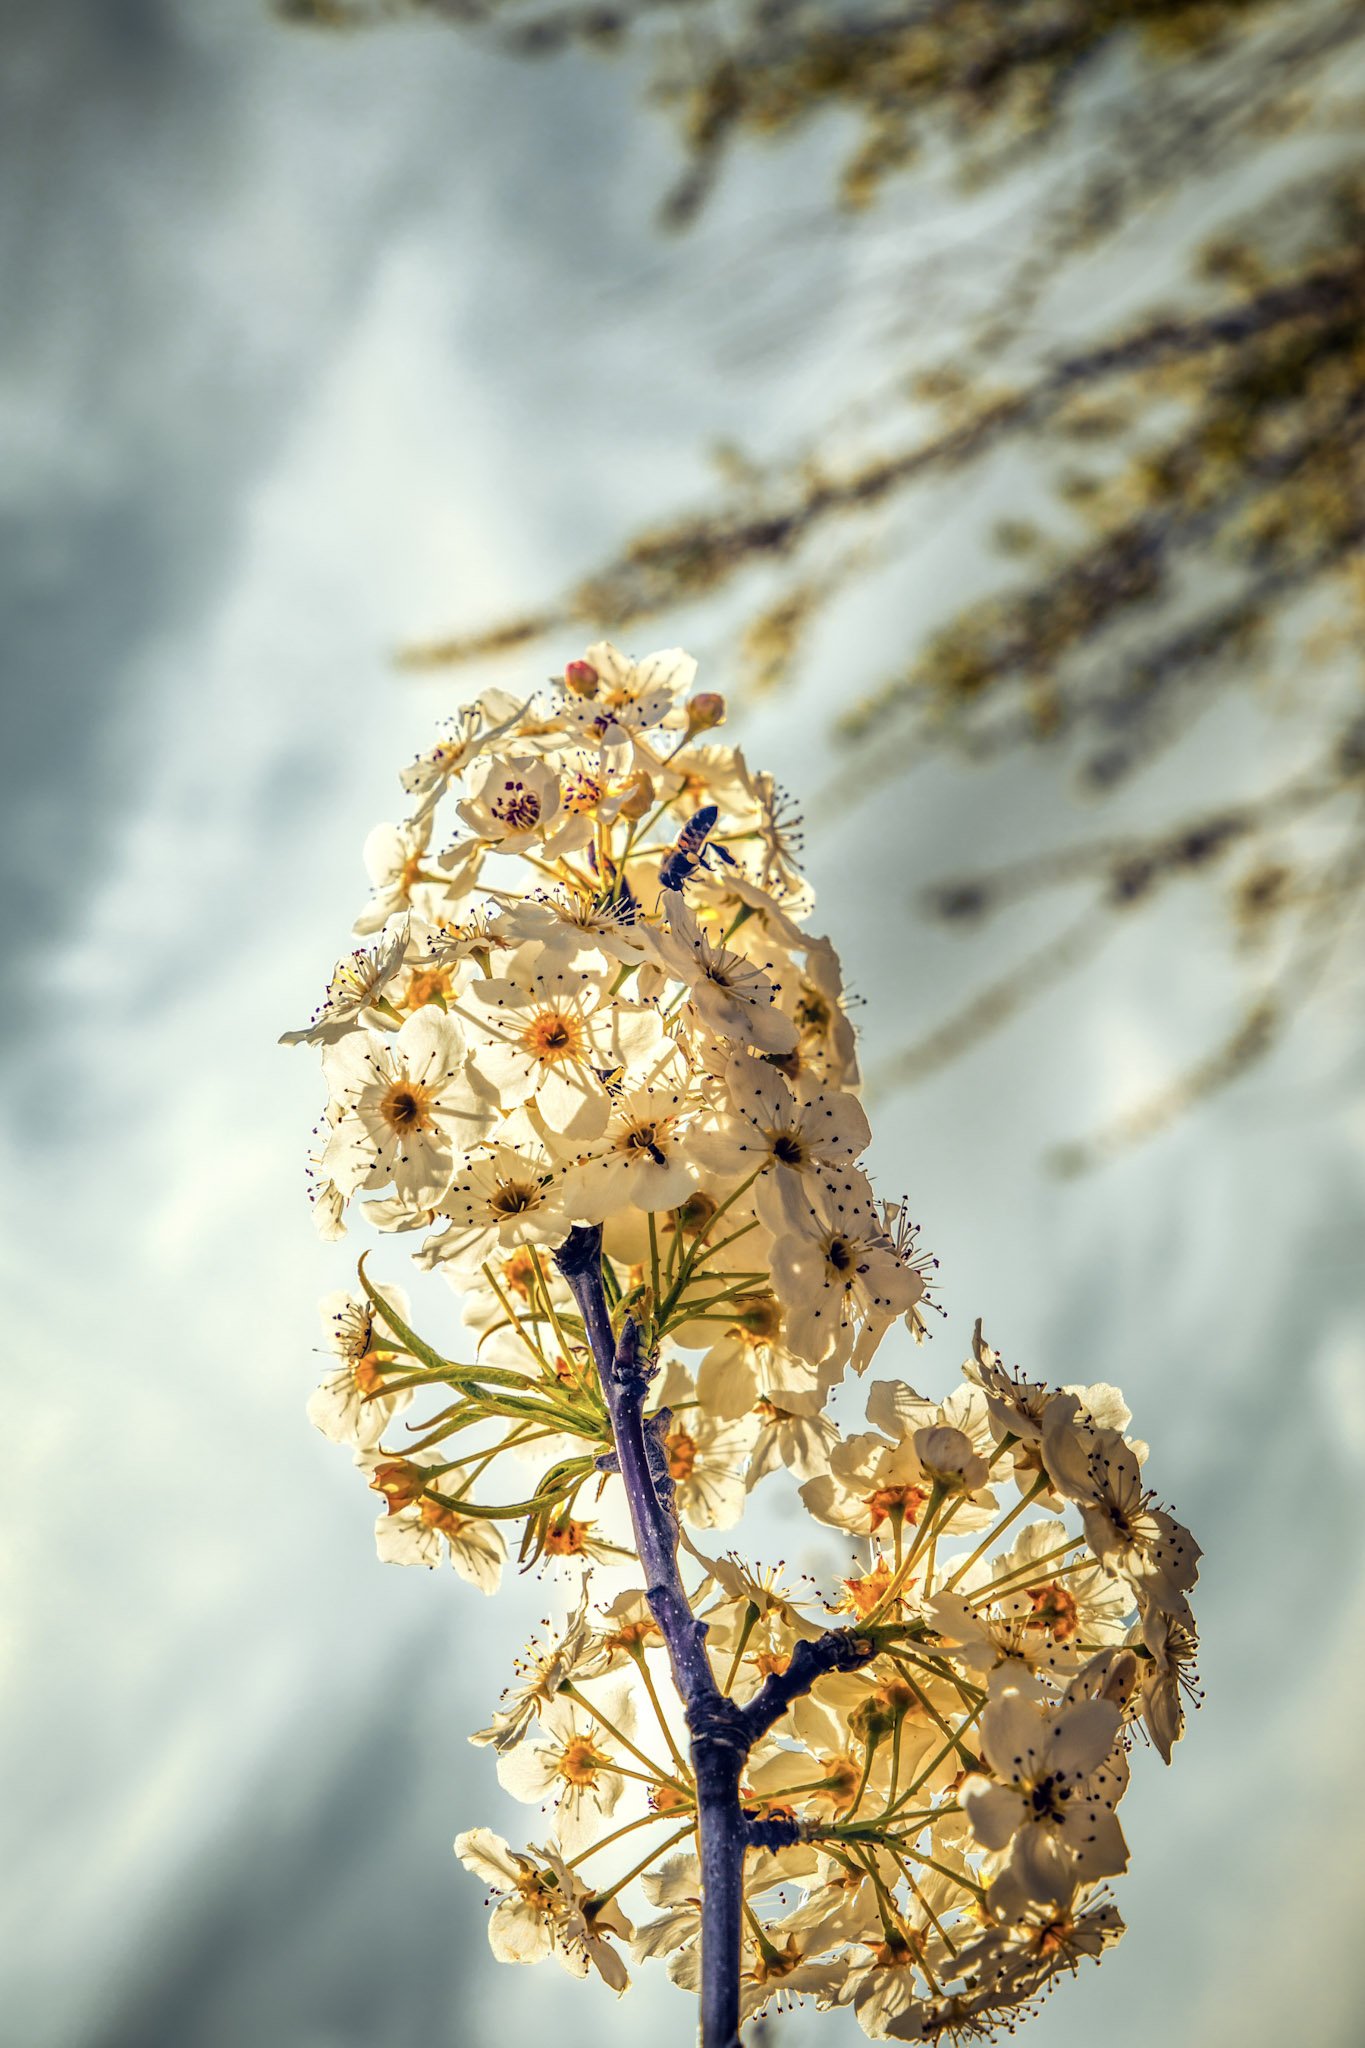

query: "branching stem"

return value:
[554, 1223, 876, 2047]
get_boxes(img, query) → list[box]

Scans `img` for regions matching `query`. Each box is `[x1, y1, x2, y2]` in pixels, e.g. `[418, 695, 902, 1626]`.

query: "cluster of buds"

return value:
[284, 643, 1201, 2042]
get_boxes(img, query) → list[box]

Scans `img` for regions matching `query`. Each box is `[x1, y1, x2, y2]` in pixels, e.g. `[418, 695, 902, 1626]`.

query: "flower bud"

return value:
[671, 1190, 718, 1238]
[564, 659, 599, 698]
[685, 691, 726, 736]
[914, 1424, 989, 1493]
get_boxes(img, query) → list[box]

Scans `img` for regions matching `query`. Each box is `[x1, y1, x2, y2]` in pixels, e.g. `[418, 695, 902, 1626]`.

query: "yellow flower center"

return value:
[624, 1120, 668, 1163]
[403, 965, 452, 1010]
[501, 1248, 537, 1300]
[820, 1753, 862, 1811]
[353, 1352, 386, 1397]
[561, 769, 603, 813]
[730, 1293, 781, 1341]
[524, 1008, 585, 1064]
[795, 988, 831, 1034]
[754, 1936, 803, 1983]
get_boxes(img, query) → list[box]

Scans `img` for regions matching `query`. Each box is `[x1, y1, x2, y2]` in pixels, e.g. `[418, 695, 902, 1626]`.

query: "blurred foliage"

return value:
[277, 0, 1365, 1165]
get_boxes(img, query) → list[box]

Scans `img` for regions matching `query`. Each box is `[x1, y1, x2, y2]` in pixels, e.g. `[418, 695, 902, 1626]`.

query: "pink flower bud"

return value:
[564, 659, 599, 698]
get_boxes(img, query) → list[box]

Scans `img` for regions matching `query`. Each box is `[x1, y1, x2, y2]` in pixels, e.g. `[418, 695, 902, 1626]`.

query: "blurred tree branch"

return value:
[275, 0, 1365, 1164]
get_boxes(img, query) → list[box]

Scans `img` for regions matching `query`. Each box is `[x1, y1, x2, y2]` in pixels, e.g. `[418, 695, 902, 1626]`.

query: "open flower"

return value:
[692, 1053, 870, 1220]
[454, 1829, 632, 1990]
[471, 1590, 608, 1753]
[954, 1881, 1124, 1999]
[645, 892, 798, 1054]
[464, 941, 669, 1139]
[280, 921, 410, 1046]
[306, 1285, 414, 1449]
[559, 1079, 701, 1220]
[496, 1683, 639, 1851]
[926, 1518, 1130, 1690]
[417, 1126, 572, 1274]
[321, 1005, 492, 1206]
[768, 1172, 925, 1371]
[960, 1689, 1128, 1905]
[400, 688, 529, 803]
[654, 1362, 758, 1528]
[1041, 1397, 1201, 1616]
[556, 639, 695, 746]
[363, 1454, 507, 1591]
[354, 813, 481, 935]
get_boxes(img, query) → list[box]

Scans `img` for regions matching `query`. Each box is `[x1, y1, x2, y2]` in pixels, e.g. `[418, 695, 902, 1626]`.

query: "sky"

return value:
[2, 6, 1364, 2047]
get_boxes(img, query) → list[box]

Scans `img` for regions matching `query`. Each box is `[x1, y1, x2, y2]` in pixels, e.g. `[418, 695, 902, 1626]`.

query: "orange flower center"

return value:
[666, 1429, 698, 1481]
[863, 1483, 928, 1530]
[543, 1518, 591, 1556]
[557, 1736, 609, 1787]
[836, 1558, 898, 1618]
[1030, 1916, 1074, 1959]
[369, 1460, 425, 1513]
[419, 1498, 465, 1536]
[605, 1616, 661, 1652]
[1026, 1581, 1080, 1640]
[650, 1781, 692, 1814]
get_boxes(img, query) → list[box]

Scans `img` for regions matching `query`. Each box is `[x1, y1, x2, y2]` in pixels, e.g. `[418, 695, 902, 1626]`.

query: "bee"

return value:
[658, 803, 735, 891]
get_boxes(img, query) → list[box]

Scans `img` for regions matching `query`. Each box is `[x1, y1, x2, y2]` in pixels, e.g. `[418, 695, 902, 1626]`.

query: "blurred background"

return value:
[3, 3, 1363, 2046]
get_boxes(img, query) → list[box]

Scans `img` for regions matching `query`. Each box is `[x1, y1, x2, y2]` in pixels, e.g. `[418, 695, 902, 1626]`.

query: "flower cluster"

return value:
[286, 643, 1201, 2040]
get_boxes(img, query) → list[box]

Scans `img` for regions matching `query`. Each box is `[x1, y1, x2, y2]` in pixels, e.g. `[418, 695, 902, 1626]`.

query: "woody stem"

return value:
[553, 1224, 875, 2048]
[556, 1224, 748, 2044]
